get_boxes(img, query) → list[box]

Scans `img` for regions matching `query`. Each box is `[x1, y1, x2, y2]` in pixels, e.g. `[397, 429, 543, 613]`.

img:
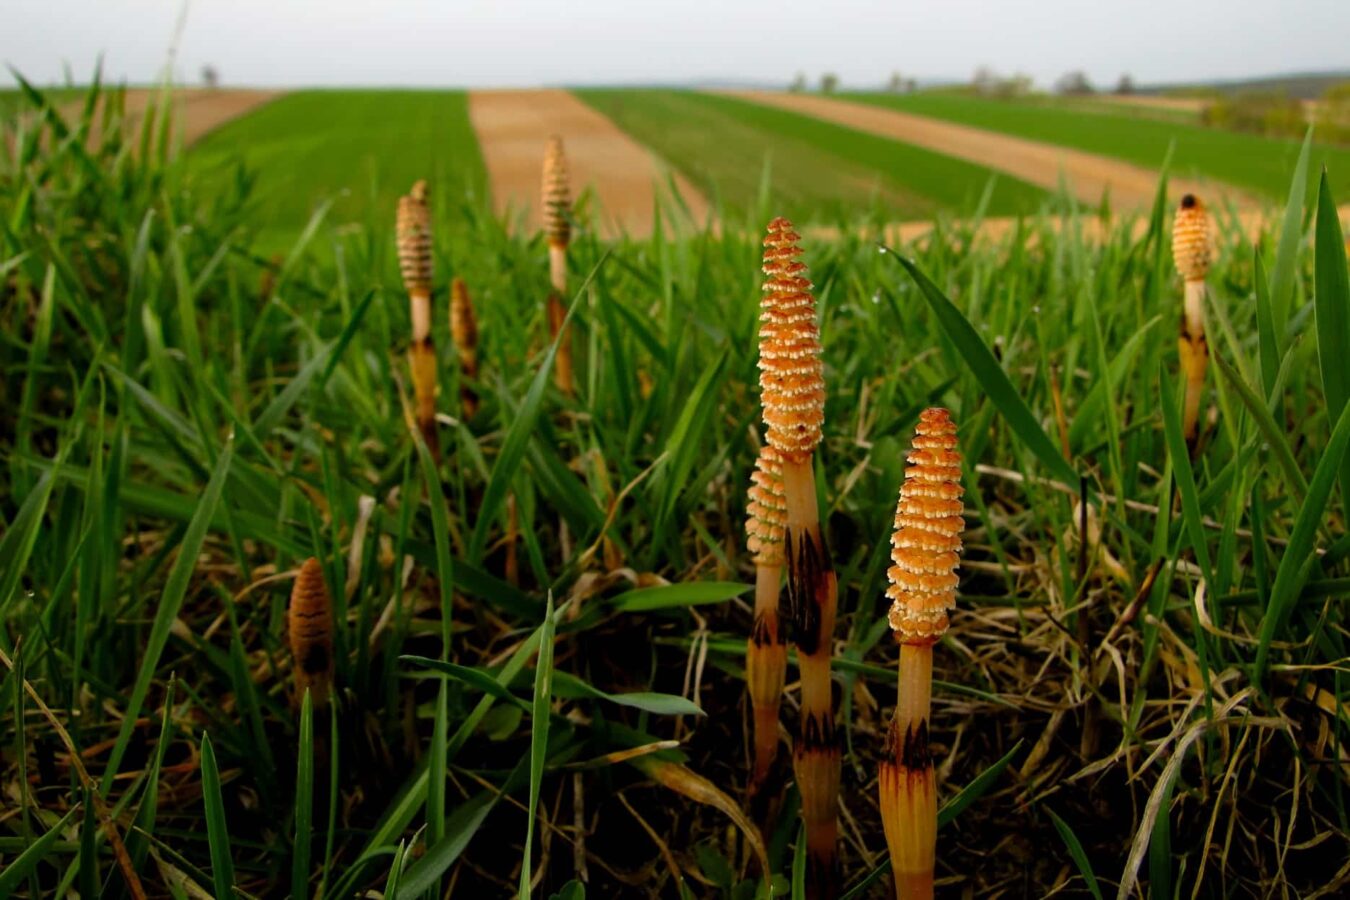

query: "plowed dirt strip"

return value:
[723, 90, 1251, 211]
[802, 206, 1350, 246]
[468, 89, 710, 239]
[56, 89, 283, 147]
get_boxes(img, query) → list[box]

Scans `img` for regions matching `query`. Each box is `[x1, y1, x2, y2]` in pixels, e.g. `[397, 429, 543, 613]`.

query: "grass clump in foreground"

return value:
[3, 81, 1350, 898]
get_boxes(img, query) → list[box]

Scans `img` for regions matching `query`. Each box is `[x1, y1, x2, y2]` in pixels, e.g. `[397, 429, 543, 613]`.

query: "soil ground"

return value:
[467, 89, 711, 239]
[55, 88, 283, 147]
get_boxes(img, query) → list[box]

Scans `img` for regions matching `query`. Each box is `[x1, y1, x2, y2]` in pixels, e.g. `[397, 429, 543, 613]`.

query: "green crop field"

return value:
[4, 81, 1350, 899]
[845, 91, 1350, 201]
[576, 89, 1049, 222]
[189, 90, 488, 239]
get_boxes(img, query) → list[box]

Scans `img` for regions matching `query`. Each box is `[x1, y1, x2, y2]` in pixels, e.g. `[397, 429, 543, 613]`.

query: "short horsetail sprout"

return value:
[397, 180, 439, 456]
[745, 444, 788, 794]
[450, 277, 480, 418]
[288, 557, 335, 710]
[759, 216, 839, 895]
[1171, 194, 1212, 449]
[542, 135, 574, 395]
[878, 409, 964, 900]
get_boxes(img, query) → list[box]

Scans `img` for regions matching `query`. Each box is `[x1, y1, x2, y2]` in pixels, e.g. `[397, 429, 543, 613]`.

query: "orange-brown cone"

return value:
[886, 409, 964, 645]
[288, 557, 335, 709]
[542, 135, 571, 248]
[396, 181, 433, 296]
[759, 217, 824, 462]
[746, 445, 787, 567]
[1171, 194, 1211, 282]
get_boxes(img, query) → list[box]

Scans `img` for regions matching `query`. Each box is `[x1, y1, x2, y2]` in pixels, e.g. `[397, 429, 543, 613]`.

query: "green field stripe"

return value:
[188, 90, 488, 232]
[574, 88, 1048, 221]
[843, 91, 1350, 200]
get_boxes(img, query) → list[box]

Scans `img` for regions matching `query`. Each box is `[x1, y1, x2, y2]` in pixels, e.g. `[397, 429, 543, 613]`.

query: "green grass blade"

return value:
[469, 254, 609, 563]
[0, 468, 57, 620]
[199, 733, 236, 899]
[1253, 251, 1280, 400]
[790, 822, 807, 900]
[883, 248, 1078, 486]
[102, 436, 234, 793]
[1255, 400, 1350, 679]
[1211, 353, 1306, 498]
[519, 592, 557, 898]
[1269, 128, 1313, 342]
[401, 656, 532, 710]
[124, 677, 176, 877]
[292, 689, 315, 900]
[0, 805, 81, 895]
[1046, 807, 1103, 900]
[550, 671, 704, 716]
[610, 581, 749, 613]
[414, 428, 454, 847]
[395, 755, 532, 899]
[1314, 169, 1350, 511]
[1158, 370, 1214, 585]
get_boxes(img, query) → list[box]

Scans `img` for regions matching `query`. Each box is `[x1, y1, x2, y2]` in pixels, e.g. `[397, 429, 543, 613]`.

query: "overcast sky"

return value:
[4, 0, 1347, 91]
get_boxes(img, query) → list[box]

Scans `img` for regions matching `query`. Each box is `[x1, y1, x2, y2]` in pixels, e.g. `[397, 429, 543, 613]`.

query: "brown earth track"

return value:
[803, 206, 1350, 246]
[1096, 94, 1210, 114]
[468, 89, 711, 239]
[722, 90, 1256, 212]
[54, 88, 283, 147]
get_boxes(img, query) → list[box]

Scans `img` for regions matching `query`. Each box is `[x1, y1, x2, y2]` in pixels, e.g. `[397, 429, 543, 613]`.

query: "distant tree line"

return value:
[1201, 83, 1350, 144]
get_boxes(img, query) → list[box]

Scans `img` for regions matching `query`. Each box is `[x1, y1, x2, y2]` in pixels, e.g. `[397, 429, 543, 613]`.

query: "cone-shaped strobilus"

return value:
[758, 216, 839, 897]
[1172, 194, 1212, 449]
[878, 409, 965, 900]
[397, 181, 439, 455]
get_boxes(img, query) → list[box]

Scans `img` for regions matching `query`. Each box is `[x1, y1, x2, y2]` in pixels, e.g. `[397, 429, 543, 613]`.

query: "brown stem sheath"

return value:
[880, 645, 936, 900]
[783, 456, 840, 898]
[450, 277, 479, 419]
[1180, 279, 1208, 448]
[746, 562, 786, 792]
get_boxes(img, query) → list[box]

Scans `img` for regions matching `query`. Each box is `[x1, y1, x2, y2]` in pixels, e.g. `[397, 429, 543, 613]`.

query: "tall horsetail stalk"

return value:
[288, 557, 335, 710]
[396, 180, 439, 455]
[542, 134, 574, 395]
[746, 444, 788, 795]
[1172, 194, 1212, 449]
[759, 216, 839, 895]
[878, 409, 965, 900]
[450, 276, 480, 418]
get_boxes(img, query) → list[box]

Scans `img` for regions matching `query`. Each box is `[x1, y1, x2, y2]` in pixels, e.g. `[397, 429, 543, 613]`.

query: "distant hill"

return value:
[1142, 70, 1350, 100]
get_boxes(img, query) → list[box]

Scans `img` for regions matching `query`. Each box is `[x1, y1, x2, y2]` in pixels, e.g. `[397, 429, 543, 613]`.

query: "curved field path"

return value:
[468, 89, 710, 238]
[722, 90, 1254, 211]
